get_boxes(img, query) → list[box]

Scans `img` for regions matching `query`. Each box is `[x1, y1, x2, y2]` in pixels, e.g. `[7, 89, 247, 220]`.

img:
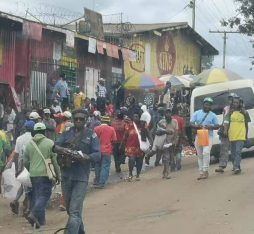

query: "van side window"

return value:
[194, 88, 254, 115]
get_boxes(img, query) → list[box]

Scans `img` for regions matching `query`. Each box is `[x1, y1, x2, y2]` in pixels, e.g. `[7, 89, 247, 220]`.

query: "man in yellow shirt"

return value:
[224, 96, 250, 174]
[73, 86, 85, 110]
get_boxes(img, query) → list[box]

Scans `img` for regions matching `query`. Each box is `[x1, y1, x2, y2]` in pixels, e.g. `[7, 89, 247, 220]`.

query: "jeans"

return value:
[61, 178, 87, 234]
[230, 141, 244, 170]
[30, 177, 52, 225]
[95, 155, 112, 186]
[195, 136, 213, 173]
[219, 137, 230, 168]
[128, 157, 144, 176]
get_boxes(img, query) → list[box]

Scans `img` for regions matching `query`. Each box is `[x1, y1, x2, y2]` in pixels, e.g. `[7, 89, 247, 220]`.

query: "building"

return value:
[0, 11, 129, 110]
[104, 22, 218, 78]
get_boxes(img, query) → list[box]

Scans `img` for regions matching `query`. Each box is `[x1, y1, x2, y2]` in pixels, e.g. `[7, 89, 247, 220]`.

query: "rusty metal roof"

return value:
[104, 22, 218, 56]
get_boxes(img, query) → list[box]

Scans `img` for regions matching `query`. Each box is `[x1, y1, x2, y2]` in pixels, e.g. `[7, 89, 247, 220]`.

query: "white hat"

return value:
[43, 108, 51, 114]
[34, 122, 46, 131]
[93, 110, 101, 117]
[63, 111, 72, 119]
[29, 112, 40, 120]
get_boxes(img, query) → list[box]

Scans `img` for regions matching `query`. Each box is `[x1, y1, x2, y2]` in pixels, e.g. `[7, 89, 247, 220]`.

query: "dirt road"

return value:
[1, 156, 254, 234]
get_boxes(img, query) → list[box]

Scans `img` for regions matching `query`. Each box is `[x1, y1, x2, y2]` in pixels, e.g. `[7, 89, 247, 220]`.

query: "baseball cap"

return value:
[93, 110, 101, 117]
[34, 122, 46, 131]
[101, 115, 111, 123]
[63, 111, 72, 119]
[203, 97, 214, 104]
[29, 112, 40, 120]
[43, 108, 51, 114]
[25, 120, 35, 130]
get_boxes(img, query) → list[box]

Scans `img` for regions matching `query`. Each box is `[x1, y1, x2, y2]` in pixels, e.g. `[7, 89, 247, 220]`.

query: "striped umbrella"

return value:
[191, 68, 243, 86]
[124, 73, 165, 90]
[160, 74, 192, 88]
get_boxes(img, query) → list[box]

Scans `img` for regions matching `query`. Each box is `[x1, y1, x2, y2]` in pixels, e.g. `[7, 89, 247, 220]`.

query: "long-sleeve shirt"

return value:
[55, 127, 101, 182]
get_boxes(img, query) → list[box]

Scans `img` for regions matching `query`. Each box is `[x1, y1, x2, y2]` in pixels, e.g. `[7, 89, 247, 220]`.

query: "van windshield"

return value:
[194, 87, 254, 115]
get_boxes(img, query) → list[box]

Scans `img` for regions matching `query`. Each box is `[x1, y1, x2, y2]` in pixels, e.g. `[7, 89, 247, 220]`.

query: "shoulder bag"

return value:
[133, 122, 150, 153]
[31, 140, 56, 181]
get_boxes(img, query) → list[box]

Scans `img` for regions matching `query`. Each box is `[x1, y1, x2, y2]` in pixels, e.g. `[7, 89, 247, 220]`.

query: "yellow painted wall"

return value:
[124, 30, 201, 78]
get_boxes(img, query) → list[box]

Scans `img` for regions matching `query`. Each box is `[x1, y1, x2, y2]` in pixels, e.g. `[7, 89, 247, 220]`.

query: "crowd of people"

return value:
[0, 77, 249, 233]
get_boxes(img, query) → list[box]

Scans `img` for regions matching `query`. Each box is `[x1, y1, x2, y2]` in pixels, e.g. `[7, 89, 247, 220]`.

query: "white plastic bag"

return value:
[1, 163, 21, 199]
[16, 167, 32, 187]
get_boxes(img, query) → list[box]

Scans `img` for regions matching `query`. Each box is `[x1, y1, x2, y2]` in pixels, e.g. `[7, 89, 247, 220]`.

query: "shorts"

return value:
[152, 134, 167, 151]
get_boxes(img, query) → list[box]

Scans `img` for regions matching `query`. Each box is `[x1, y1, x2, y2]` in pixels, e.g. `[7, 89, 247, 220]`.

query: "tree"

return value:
[221, 0, 254, 35]
[201, 56, 214, 71]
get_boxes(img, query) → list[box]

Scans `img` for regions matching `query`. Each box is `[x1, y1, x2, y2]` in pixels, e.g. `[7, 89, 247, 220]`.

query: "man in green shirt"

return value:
[24, 123, 60, 229]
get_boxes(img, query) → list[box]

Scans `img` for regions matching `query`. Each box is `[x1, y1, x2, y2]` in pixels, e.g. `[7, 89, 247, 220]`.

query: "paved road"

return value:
[1, 156, 254, 234]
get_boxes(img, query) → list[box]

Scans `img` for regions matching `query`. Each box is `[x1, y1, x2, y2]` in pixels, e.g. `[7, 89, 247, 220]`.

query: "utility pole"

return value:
[189, 0, 196, 30]
[209, 30, 240, 68]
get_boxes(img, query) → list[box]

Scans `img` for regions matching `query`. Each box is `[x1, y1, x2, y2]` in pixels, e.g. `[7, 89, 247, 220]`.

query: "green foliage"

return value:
[221, 0, 254, 35]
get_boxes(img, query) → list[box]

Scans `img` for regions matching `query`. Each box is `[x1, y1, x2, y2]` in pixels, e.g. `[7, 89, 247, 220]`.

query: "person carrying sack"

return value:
[23, 123, 60, 229]
[190, 97, 219, 180]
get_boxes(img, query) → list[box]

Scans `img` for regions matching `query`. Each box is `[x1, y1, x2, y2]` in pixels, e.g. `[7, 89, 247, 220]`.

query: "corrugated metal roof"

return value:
[103, 22, 188, 34]
[104, 22, 218, 56]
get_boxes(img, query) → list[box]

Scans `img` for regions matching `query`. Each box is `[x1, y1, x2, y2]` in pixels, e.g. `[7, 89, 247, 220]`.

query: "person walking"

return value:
[96, 78, 107, 115]
[94, 116, 117, 188]
[10, 120, 34, 215]
[156, 108, 178, 178]
[23, 123, 60, 229]
[172, 108, 186, 171]
[42, 109, 56, 141]
[54, 73, 70, 111]
[223, 96, 250, 174]
[54, 109, 100, 234]
[111, 110, 126, 173]
[215, 93, 235, 173]
[190, 97, 219, 180]
[145, 107, 165, 166]
[121, 113, 144, 181]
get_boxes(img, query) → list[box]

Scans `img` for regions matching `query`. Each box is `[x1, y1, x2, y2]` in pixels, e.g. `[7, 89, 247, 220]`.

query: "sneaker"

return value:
[94, 184, 105, 189]
[10, 201, 19, 215]
[25, 213, 41, 229]
[233, 168, 241, 175]
[215, 167, 224, 173]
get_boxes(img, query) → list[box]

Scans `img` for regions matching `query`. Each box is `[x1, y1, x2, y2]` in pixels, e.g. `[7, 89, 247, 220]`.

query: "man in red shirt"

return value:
[94, 116, 117, 189]
[172, 108, 186, 171]
[111, 110, 126, 173]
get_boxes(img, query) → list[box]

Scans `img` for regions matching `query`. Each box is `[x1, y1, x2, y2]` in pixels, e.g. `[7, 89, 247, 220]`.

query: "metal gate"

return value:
[30, 70, 47, 108]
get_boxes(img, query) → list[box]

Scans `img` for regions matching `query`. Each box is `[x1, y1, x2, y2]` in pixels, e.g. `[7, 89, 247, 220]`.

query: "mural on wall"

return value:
[124, 31, 201, 79]
[130, 43, 145, 73]
[156, 33, 176, 75]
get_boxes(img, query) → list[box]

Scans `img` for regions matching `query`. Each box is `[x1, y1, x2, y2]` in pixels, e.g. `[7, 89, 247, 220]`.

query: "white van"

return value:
[190, 79, 254, 157]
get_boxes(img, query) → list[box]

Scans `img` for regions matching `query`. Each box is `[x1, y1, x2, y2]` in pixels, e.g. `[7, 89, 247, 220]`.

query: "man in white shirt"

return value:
[10, 120, 34, 215]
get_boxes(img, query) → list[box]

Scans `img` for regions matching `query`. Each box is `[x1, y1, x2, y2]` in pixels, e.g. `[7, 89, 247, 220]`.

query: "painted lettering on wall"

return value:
[130, 43, 145, 73]
[156, 33, 176, 75]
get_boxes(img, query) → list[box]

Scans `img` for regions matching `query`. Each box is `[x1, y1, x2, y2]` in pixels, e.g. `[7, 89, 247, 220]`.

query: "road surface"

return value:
[1, 156, 254, 234]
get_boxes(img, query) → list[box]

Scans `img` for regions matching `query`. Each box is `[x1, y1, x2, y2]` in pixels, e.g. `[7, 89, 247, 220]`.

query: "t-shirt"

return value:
[14, 132, 32, 160]
[111, 119, 125, 143]
[225, 111, 249, 141]
[158, 118, 178, 144]
[190, 110, 218, 137]
[73, 92, 85, 109]
[54, 79, 69, 98]
[172, 115, 185, 135]
[94, 124, 117, 155]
